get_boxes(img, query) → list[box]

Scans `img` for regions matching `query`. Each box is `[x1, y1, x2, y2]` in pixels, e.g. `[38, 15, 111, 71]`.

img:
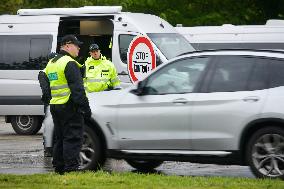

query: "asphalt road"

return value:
[0, 116, 255, 178]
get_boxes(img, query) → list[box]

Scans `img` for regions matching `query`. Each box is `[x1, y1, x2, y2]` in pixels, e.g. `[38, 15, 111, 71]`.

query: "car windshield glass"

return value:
[147, 33, 195, 60]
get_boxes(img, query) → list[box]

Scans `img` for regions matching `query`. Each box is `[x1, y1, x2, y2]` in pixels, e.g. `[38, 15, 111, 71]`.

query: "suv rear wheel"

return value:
[126, 159, 163, 171]
[246, 126, 284, 179]
[11, 115, 42, 135]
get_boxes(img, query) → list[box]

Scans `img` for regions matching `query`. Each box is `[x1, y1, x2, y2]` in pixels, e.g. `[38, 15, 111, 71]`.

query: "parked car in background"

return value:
[43, 49, 284, 179]
[175, 19, 284, 50]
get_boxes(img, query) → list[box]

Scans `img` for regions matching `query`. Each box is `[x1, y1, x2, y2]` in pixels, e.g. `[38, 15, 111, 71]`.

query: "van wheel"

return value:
[11, 115, 42, 135]
[126, 159, 163, 171]
[79, 126, 105, 170]
[246, 126, 284, 179]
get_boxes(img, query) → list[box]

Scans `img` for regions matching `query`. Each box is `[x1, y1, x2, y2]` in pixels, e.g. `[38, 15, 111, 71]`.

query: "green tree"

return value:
[0, 0, 283, 26]
[0, 0, 23, 14]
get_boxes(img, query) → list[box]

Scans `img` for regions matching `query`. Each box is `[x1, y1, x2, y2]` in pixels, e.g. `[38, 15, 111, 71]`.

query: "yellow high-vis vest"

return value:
[45, 55, 82, 104]
[84, 56, 120, 93]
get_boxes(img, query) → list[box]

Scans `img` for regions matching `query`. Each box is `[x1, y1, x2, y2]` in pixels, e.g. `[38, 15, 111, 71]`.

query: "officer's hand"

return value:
[106, 86, 113, 91]
[78, 108, 92, 120]
[82, 109, 92, 120]
[113, 86, 122, 90]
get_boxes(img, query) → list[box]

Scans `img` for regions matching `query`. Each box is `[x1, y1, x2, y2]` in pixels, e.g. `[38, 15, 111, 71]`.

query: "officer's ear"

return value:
[66, 44, 71, 49]
[60, 44, 68, 51]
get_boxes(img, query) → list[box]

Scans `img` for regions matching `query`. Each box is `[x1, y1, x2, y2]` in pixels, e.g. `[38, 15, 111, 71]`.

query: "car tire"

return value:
[246, 126, 284, 179]
[11, 115, 42, 135]
[125, 159, 163, 171]
[79, 126, 105, 170]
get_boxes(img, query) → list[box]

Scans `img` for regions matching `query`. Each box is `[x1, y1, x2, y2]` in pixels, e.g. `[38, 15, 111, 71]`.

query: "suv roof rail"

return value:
[266, 19, 284, 26]
[178, 48, 284, 57]
[17, 6, 122, 16]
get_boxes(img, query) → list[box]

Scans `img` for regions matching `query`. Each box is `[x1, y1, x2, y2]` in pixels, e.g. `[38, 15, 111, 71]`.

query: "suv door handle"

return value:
[243, 96, 260, 102]
[172, 98, 188, 104]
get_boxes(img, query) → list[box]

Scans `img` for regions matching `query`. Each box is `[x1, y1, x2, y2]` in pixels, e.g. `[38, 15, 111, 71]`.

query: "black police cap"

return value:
[89, 43, 100, 51]
[61, 35, 83, 46]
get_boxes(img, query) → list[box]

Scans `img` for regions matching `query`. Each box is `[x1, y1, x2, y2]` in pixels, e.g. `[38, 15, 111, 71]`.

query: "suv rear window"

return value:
[207, 56, 269, 92]
[269, 58, 284, 88]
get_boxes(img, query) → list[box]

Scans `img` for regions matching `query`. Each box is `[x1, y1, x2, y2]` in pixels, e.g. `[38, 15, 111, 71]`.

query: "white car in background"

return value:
[43, 49, 284, 179]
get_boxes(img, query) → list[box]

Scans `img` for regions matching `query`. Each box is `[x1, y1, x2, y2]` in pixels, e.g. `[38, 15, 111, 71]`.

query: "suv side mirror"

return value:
[156, 54, 162, 66]
[129, 81, 145, 96]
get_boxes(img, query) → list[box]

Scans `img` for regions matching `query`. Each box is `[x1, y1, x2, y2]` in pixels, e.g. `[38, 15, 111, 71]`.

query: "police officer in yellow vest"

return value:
[84, 43, 120, 92]
[44, 35, 91, 174]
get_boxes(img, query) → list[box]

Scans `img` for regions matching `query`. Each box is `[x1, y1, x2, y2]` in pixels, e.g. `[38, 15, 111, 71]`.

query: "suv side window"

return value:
[247, 58, 269, 91]
[269, 59, 284, 88]
[144, 57, 210, 95]
[208, 56, 255, 92]
[119, 34, 136, 64]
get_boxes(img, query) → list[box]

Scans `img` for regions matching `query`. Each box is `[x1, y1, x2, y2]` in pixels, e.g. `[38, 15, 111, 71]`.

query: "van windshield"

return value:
[147, 33, 195, 60]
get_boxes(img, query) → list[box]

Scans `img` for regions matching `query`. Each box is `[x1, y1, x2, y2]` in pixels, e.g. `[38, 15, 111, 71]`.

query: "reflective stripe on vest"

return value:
[51, 91, 71, 97]
[50, 84, 69, 90]
[110, 77, 119, 83]
[87, 78, 109, 83]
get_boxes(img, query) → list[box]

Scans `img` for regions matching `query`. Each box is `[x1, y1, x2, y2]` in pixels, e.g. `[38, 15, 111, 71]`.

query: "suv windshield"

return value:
[147, 33, 195, 60]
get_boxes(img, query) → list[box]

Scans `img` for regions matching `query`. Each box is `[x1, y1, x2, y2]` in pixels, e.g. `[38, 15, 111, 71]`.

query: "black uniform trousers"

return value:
[50, 102, 84, 173]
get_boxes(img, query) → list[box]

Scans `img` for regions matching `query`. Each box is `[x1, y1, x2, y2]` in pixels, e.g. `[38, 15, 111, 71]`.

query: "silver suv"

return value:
[43, 49, 284, 179]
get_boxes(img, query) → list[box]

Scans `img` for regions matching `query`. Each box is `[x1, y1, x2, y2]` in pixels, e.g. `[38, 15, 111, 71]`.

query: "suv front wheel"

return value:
[246, 126, 284, 179]
[79, 126, 105, 170]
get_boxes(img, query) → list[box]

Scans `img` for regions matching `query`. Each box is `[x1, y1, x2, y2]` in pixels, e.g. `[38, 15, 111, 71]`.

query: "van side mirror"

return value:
[121, 51, 127, 64]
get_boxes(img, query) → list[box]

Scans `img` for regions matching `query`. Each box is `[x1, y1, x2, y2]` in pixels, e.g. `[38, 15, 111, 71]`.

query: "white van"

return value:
[0, 6, 194, 135]
[175, 19, 284, 50]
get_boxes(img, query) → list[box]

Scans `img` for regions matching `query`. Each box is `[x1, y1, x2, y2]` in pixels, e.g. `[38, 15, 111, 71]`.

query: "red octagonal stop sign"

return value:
[127, 36, 156, 83]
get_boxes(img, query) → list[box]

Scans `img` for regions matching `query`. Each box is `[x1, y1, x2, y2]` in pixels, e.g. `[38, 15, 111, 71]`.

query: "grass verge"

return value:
[0, 171, 283, 189]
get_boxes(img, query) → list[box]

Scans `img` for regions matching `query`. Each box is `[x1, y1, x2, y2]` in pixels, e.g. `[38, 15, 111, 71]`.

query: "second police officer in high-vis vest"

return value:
[84, 43, 121, 92]
[44, 35, 91, 174]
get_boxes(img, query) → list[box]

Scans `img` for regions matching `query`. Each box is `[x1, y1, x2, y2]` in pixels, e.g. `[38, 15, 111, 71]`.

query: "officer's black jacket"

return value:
[61, 50, 91, 113]
[41, 50, 91, 115]
[38, 71, 51, 105]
